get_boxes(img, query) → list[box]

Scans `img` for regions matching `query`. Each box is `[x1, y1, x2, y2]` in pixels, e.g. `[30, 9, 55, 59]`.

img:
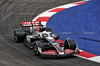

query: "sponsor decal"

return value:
[65, 49, 74, 54]
[21, 21, 40, 26]
[41, 50, 56, 55]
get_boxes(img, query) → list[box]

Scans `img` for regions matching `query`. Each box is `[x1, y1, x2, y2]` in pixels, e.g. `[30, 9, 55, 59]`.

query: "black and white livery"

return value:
[14, 21, 80, 56]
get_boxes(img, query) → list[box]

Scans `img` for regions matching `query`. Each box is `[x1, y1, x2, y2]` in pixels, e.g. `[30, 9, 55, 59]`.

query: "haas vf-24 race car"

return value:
[14, 21, 80, 56]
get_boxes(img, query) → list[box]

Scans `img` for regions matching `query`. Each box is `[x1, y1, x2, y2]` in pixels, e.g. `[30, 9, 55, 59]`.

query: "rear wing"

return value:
[21, 21, 41, 27]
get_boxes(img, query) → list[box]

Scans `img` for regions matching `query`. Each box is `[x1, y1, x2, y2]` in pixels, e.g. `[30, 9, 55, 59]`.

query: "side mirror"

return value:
[52, 34, 60, 39]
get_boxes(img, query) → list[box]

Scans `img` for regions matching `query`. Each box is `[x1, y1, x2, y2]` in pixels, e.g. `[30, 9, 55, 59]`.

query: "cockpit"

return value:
[42, 33, 48, 37]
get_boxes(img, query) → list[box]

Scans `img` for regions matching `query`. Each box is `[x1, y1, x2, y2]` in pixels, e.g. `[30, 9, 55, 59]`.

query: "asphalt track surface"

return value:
[0, 0, 100, 66]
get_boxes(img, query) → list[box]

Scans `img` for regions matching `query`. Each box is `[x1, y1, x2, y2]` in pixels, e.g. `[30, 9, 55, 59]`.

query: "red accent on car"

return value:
[52, 39, 54, 41]
[35, 34, 38, 36]
[76, 51, 97, 58]
[56, 39, 64, 46]
[22, 22, 32, 26]
[21, 21, 41, 26]
[33, 27, 36, 29]
[49, 8, 66, 12]
[65, 49, 75, 54]
[37, 27, 40, 32]
[40, 50, 56, 55]
[55, 45, 59, 47]
[56, 39, 63, 43]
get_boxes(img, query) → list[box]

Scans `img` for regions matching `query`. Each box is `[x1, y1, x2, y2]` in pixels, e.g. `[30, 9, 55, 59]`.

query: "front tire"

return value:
[64, 38, 76, 50]
[33, 41, 45, 56]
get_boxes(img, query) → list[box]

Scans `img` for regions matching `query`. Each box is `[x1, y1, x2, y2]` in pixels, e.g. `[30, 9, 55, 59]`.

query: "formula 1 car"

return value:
[14, 21, 80, 56]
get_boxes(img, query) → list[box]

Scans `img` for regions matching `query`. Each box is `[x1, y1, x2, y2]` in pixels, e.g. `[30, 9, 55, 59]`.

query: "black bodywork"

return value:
[14, 21, 80, 56]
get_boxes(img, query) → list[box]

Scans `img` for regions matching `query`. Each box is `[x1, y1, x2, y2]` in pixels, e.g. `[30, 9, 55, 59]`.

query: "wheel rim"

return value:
[14, 34, 17, 41]
[34, 44, 37, 51]
[33, 44, 40, 55]
[33, 44, 38, 52]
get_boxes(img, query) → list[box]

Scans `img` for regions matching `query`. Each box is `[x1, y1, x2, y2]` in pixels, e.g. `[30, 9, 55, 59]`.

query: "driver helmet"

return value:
[43, 33, 48, 37]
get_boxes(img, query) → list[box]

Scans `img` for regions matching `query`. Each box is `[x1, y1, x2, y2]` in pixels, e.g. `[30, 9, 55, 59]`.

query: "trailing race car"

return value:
[14, 21, 80, 56]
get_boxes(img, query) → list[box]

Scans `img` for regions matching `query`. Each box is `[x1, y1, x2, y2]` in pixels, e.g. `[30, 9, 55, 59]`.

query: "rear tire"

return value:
[14, 34, 21, 42]
[14, 31, 24, 42]
[64, 38, 76, 50]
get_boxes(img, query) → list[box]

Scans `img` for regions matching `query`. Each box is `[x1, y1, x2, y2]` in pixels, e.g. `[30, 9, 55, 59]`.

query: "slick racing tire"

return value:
[14, 31, 24, 42]
[33, 41, 45, 56]
[14, 33, 21, 42]
[64, 38, 76, 50]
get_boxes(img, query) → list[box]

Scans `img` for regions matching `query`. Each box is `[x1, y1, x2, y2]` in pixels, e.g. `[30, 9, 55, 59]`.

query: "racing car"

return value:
[14, 21, 80, 56]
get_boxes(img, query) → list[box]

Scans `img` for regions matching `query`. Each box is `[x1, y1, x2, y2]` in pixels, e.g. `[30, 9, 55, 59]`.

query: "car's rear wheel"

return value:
[33, 41, 45, 56]
[14, 32, 24, 42]
[64, 38, 76, 50]
[14, 33, 20, 42]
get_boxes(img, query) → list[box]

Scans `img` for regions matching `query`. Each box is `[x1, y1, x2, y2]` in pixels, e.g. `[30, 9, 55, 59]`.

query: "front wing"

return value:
[40, 49, 80, 57]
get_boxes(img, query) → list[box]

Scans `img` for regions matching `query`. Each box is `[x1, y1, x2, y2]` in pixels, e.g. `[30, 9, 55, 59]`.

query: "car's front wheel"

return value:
[33, 41, 45, 56]
[64, 38, 76, 50]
